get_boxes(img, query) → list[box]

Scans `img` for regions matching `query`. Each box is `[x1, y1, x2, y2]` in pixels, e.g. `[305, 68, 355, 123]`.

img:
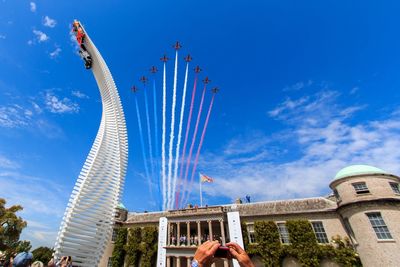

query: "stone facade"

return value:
[330, 170, 400, 267]
[100, 165, 400, 267]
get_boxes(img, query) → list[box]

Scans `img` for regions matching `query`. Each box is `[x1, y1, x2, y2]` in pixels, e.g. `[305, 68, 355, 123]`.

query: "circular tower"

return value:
[330, 165, 400, 267]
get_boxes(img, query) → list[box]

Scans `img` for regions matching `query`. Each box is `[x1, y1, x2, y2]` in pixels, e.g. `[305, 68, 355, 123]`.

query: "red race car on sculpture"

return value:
[72, 20, 92, 69]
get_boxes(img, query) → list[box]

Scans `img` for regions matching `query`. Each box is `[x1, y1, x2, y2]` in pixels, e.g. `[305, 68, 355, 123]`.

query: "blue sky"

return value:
[2, 0, 400, 248]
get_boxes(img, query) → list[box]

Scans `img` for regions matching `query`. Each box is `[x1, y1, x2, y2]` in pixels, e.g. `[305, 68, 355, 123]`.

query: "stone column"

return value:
[177, 222, 181, 246]
[177, 256, 181, 267]
[166, 256, 171, 267]
[167, 222, 171, 246]
[186, 221, 190, 246]
[219, 219, 226, 245]
[186, 257, 191, 267]
[197, 221, 201, 245]
[208, 220, 213, 241]
[223, 259, 229, 267]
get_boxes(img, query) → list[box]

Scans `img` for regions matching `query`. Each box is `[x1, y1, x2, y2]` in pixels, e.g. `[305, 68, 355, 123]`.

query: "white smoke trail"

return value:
[144, 85, 156, 196]
[167, 50, 178, 209]
[135, 97, 153, 198]
[162, 63, 167, 210]
[171, 62, 189, 209]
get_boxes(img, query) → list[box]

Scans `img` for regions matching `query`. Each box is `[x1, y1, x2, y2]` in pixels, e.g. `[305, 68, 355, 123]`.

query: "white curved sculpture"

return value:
[54, 22, 128, 266]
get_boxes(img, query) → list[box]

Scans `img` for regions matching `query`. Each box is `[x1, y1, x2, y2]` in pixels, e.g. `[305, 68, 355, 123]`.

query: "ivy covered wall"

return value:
[111, 228, 127, 267]
[242, 220, 362, 267]
[112, 226, 158, 267]
[112, 219, 361, 267]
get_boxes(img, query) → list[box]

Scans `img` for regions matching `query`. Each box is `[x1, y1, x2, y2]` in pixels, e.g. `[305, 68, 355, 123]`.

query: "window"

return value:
[390, 182, 400, 194]
[107, 257, 112, 267]
[311, 221, 329, 243]
[367, 212, 393, 240]
[277, 223, 290, 244]
[111, 228, 117, 242]
[333, 189, 341, 201]
[247, 224, 256, 243]
[352, 182, 370, 194]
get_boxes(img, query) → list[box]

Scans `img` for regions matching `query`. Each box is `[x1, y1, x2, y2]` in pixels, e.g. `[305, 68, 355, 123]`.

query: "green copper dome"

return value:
[334, 165, 387, 180]
[117, 202, 127, 210]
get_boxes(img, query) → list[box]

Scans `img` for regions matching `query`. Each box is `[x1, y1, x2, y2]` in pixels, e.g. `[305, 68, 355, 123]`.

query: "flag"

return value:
[200, 173, 214, 183]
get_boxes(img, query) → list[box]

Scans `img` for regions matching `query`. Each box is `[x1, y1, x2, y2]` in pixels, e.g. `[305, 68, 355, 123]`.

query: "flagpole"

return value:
[200, 174, 203, 207]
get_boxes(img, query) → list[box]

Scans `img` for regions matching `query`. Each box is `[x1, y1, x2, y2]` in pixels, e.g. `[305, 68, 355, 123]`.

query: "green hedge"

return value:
[242, 219, 362, 267]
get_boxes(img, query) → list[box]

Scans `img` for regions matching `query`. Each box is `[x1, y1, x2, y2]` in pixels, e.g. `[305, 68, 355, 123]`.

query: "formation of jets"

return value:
[132, 41, 220, 95]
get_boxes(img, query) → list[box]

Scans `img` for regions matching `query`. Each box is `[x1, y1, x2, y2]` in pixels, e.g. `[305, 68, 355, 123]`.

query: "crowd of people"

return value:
[0, 241, 254, 267]
[193, 241, 255, 267]
[170, 234, 224, 246]
[0, 253, 72, 267]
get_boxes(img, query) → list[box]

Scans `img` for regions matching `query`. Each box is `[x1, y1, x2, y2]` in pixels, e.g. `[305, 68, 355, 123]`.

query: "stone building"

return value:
[99, 165, 400, 267]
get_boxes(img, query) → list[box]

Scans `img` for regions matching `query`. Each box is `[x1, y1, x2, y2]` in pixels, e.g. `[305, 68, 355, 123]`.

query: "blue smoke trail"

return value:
[153, 79, 162, 210]
[135, 97, 153, 199]
[144, 85, 156, 203]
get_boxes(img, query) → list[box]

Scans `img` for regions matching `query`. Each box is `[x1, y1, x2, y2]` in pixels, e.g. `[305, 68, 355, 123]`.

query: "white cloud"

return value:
[71, 90, 89, 99]
[0, 34, 5, 39]
[30, 2, 36, 12]
[268, 96, 309, 118]
[350, 86, 359, 94]
[32, 30, 49, 43]
[283, 80, 313, 92]
[192, 90, 400, 204]
[49, 47, 61, 59]
[0, 155, 20, 169]
[0, 105, 31, 128]
[45, 91, 79, 114]
[31, 101, 42, 114]
[0, 98, 64, 138]
[43, 16, 56, 28]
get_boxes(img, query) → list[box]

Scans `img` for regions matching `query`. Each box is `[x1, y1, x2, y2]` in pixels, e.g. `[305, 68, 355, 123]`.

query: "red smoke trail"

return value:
[179, 84, 207, 208]
[183, 93, 216, 206]
[175, 73, 199, 208]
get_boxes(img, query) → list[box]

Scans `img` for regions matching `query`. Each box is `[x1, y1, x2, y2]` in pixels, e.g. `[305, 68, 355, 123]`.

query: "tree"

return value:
[0, 198, 27, 253]
[32, 246, 53, 264]
[15, 240, 32, 253]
